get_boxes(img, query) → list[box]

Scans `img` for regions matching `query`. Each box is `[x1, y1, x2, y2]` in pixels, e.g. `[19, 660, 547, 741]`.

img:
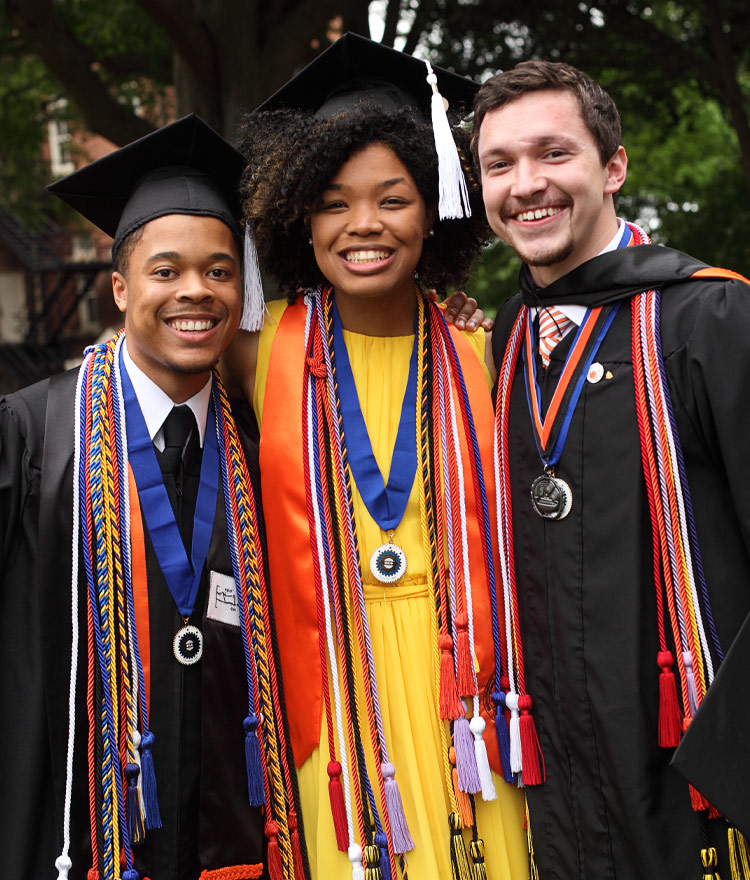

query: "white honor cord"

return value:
[55, 352, 92, 879]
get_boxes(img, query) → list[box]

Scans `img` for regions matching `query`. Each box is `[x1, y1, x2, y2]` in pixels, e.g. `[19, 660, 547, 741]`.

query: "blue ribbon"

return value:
[120, 350, 218, 618]
[523, 222, 632, 467]
[331, 299, 418, 532]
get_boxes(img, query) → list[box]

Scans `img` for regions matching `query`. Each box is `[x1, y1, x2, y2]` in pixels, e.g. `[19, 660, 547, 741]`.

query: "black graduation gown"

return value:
[0, 369, 265, 880]
[492, 245, 750, 880]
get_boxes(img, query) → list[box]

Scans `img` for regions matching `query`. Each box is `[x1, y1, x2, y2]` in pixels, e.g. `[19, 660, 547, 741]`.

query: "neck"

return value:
[333, 285, 417, 336]
[528, 214, 621, 288]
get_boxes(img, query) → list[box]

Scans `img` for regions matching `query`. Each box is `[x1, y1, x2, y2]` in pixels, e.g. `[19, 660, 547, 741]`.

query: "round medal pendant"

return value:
[530, 472, 573, 520]
[369, 542, 407, 584]
[173, 624, 203, 665]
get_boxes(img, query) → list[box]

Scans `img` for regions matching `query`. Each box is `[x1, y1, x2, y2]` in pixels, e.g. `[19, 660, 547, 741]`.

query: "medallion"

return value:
[173, 623, 203, 665]
[530, 472, 572, 520]
[370, 540, 407, 584]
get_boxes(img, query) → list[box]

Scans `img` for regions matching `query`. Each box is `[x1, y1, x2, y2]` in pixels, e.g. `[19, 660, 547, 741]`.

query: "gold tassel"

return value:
[364, 844, 384, 880]
[469, 838, 488, 880]
[729, 828, 750, 879]
[701, 845, 722, 880]
[449, 812, 472, 880]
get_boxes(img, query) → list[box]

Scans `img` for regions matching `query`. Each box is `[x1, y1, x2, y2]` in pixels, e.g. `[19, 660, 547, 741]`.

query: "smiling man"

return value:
[473, 61, 750, 879]
[0, 116, 301, 880]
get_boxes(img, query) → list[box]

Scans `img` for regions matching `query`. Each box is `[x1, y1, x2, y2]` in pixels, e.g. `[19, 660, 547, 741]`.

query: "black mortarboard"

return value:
[671, 612, 750, 837]
[257, 33, 478, 222]
[257, 32, 478, 119]
[48, 114, 244, 258]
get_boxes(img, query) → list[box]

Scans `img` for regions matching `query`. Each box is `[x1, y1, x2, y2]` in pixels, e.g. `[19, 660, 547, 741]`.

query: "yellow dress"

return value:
[255, 298, 528, 879]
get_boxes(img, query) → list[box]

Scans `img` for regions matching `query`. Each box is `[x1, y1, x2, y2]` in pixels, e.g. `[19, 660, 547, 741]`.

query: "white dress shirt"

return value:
[531, 218, 629, 333]
[121, 340, 212, 451]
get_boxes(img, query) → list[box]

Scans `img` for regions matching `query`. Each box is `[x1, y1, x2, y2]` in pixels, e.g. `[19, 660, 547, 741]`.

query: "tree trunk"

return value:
[702, 0, 750, 193]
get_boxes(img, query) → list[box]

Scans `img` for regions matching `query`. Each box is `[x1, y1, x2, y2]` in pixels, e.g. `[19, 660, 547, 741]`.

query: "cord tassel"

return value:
[518, 694, 544, 785]
[139, 730, 162, 830]
[375, 832, 392, 880]
[125, 763, 145, 846]
[440, 634, 464, 720]
[264, 821, 283, 880]
[349, 843, 365, 880]
[657, 651, 682, 747]
[470, 716, 497, 801]
[240, 223, 265, 331]
[382, 762, 415, 853]
[729, 827, 750, 879]
[424, 62, 471, 220]
[452, 767, 474, 828]
[454, 714, 481, 793]
[327, 760, 349, 852]
[505, 692, 522, 774]
[469, 838, 488, 880]
[701, 846, 721, 880]
[364, 843, 384, 880]
[449, 812, 472, 880]
[289, 809, 306, 879]
[492, 690, 514, 782]
[243, 715, 266, 806]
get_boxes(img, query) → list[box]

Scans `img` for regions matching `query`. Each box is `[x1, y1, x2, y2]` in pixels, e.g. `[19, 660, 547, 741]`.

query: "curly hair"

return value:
[237, 105, 490, 300]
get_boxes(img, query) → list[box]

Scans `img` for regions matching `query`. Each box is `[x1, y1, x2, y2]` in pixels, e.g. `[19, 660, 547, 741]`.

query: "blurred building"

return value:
[0, 109, 123, 393]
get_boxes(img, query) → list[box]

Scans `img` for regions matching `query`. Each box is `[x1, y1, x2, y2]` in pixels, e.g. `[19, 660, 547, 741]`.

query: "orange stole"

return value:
[260, 298, 503, 770]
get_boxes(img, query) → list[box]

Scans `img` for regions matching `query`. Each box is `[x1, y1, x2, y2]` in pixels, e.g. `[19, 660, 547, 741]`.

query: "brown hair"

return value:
[472, 60, 621, 166]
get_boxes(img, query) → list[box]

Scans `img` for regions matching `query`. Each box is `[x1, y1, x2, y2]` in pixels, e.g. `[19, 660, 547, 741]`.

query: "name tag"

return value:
[207, 571, 241, 628]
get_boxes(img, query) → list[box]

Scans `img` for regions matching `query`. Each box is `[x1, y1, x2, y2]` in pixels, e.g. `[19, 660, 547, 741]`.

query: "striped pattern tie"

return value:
[538, 306, 574, 367]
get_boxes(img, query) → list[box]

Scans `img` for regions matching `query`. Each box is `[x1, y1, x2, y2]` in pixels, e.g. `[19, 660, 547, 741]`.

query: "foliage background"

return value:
[2, 0, 748, 312]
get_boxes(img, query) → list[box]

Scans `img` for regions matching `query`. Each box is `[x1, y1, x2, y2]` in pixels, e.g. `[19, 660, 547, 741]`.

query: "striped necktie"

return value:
[538, 306, 574, 367]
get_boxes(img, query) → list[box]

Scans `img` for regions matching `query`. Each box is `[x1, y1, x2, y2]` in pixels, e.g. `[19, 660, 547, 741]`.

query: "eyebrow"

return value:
[323, 176, 408, 192]
[145, 251, 237, 264]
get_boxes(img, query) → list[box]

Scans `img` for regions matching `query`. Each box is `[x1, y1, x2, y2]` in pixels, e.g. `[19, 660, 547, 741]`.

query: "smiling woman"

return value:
[224, 33, 528, 880]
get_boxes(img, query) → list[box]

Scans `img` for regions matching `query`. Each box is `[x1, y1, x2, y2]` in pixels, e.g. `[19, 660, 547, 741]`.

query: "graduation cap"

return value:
[48, 113, 243, 255]
[258, 31, 478, 120]
[257, 32, 478, 221]
[48, 113, 265, 332]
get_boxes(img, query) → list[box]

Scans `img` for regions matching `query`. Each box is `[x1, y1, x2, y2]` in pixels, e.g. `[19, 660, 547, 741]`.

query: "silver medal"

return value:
[530, 471, 573, 520]
[173, 623, 203, 665]
[369, 539, 407, 584]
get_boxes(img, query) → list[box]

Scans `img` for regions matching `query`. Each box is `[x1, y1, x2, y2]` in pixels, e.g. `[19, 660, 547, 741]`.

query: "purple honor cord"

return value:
[120, 352, 218, 619]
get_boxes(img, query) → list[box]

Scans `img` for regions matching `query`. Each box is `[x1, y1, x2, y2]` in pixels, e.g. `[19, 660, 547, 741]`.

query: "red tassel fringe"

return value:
[265, 821, 283, 880]
[439, 634, 463, 720]
[327, 760, 349, 851]
[657, 651, 682, 747]
[289, 810, 305, 879]
[518, 694, 544, 785]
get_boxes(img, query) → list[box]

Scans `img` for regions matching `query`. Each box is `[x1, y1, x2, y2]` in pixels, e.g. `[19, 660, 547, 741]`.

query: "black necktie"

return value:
[158, 405, 200, 549]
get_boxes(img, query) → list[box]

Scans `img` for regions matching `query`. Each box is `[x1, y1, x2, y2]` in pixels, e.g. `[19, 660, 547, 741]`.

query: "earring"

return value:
[308, 237, 313, 245]
[428, 229, 435, 238]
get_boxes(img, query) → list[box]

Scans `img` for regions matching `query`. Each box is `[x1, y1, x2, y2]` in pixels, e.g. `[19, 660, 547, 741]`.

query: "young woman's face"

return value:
[309, 142, 433, 302]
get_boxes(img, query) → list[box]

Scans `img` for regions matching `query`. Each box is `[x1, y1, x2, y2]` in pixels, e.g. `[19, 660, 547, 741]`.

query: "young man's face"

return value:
[476, 89, 627, 286]
[113, 213, 242, 402]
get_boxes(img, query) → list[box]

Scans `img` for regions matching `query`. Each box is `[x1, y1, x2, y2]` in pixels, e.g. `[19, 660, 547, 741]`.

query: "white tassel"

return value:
[240, 222, 265, 331]
[683, 650, 699, 716]
[349, 843, 365, 880]
[424, 60, 471, 220]
[506, 691, 523, 774]
[470, 715, 497, 801]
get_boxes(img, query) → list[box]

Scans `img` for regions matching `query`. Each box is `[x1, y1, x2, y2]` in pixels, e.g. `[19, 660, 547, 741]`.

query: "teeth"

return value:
[344, 250, 390, 263]
[517, 207, 562, 222]
[170, 319, 214, 331]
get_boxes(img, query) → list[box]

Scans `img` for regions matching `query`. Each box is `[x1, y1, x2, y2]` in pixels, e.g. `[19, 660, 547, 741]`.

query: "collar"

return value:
[121, 338, 211, 451]
[529, 219, 628, 328]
